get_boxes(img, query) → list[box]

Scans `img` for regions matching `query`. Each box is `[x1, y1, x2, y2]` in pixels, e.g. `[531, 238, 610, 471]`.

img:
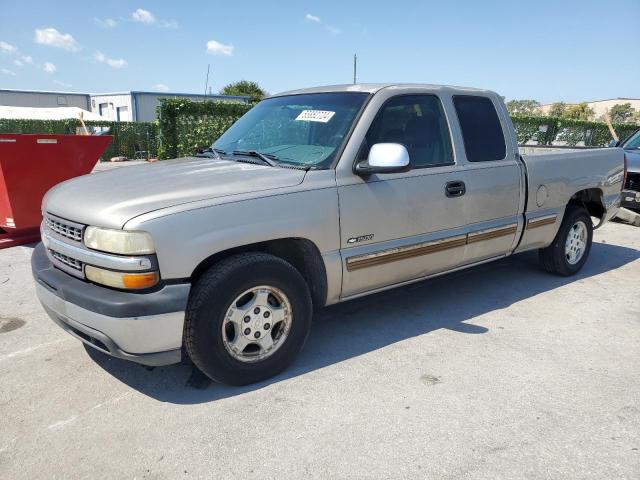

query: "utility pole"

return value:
[353, 54, 357, 84]
[204, 64, 210, 97]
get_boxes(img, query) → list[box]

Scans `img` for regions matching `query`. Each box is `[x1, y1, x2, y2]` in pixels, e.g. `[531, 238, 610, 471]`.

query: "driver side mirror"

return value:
[609, 139, 620, 147]
[355, 143, 411, 175]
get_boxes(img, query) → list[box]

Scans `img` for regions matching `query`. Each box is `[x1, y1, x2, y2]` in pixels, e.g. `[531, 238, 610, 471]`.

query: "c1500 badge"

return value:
[347, 234, 374, 244]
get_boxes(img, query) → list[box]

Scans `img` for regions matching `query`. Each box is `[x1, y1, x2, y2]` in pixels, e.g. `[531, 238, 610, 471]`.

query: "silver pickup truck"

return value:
[32, 84, 625, 385]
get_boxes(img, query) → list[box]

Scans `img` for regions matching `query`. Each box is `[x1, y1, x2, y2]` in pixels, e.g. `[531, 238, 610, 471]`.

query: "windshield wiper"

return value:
[232, 150, 278, 167]
[195, 147, 227, 159]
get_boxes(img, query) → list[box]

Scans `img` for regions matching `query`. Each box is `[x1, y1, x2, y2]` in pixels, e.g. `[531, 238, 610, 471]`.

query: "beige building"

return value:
[540, 97, 640, 121]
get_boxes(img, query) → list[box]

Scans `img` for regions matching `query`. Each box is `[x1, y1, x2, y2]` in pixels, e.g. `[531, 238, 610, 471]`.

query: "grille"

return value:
[626, 173, 640, 192]
[49, 249, 83, 271]
[45, 216, 83, 242]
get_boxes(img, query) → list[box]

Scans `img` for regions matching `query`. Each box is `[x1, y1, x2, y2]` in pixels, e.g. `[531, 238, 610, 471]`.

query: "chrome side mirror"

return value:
[355, 143, 411, 175]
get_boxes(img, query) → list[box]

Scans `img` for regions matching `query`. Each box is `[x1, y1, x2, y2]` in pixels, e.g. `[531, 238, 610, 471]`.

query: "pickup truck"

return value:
[32, 84, 625, 385]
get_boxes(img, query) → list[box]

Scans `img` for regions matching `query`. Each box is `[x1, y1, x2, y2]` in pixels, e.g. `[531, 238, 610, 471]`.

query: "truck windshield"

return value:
[213, 92, 369, 169]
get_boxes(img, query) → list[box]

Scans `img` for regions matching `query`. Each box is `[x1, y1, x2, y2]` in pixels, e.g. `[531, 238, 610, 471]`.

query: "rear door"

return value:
[451, 95, 523, 262]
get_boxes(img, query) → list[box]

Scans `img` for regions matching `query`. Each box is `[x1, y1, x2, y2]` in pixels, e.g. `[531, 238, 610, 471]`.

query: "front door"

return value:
[337, 94, 469, 298]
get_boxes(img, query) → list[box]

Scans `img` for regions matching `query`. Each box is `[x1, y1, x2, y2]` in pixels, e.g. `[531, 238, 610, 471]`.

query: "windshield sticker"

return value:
[295, 110, 336, 123]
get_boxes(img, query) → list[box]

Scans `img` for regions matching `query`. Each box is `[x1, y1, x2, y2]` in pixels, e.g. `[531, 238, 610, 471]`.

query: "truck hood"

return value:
[625, 149, 640, 173]
[44, 157, 306, 228]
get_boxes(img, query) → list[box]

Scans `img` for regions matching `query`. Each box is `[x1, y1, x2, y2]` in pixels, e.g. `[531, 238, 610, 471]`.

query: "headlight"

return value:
[84, 227, 155, 255]
[85, 265, 159, 290]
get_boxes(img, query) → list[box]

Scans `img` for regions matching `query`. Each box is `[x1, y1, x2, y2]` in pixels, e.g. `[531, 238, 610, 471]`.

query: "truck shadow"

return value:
[86, 240, 639, 404]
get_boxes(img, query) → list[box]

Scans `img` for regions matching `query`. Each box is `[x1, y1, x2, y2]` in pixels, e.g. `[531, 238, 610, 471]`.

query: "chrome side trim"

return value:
[346, 234, 467, 272]
[467, 224, 518, 244]
[41, 229, 153, 271]
[345, 223, 520, 272]
[341, 254, 508, 302]
[526, 214, 557, 229]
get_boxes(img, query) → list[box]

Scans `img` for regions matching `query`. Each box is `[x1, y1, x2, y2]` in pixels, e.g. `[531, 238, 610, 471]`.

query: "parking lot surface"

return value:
[0, 221, 638, 479]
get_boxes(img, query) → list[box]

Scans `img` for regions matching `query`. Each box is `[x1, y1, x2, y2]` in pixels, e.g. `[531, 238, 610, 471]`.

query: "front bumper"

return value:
[31, 243, 190, 366]
[621, 189, 640, 211]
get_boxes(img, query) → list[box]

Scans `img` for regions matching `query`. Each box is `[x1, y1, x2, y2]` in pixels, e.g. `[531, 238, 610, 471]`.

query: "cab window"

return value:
[453, 95, 507, 162]
[364, 95, 454, 168]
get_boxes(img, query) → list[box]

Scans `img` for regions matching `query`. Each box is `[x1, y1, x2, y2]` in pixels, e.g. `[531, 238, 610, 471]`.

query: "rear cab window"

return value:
[453, 96, 506, 162]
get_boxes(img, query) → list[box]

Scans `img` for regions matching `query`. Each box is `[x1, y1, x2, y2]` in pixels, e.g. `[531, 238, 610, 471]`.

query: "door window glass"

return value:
[365, 95, 454, 168]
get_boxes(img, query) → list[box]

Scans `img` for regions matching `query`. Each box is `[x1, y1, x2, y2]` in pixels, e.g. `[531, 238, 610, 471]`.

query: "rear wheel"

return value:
[184, 253, 312, 385]
[539, 206, 593, 276]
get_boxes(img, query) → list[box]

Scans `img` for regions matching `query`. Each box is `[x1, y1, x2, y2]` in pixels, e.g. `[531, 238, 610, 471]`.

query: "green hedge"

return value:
[0, 118, 158, 160]
[157, 99, 639, 158]
[511, 116, 638, 146]
[157, 99, 252, 159]
[3, 105, 638, 163]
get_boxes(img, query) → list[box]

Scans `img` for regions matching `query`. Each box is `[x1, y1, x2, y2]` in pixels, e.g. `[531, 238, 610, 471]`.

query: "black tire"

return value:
[184, 253, 312, 386]
[539, 206, 593, 276]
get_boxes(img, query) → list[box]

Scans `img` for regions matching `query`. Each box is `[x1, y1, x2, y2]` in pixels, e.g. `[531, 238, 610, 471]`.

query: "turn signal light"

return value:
[85, 265, 159, 290]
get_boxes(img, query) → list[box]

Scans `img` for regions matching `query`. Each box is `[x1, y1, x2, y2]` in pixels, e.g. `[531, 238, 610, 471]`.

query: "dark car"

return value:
[614, 129, 640, 211]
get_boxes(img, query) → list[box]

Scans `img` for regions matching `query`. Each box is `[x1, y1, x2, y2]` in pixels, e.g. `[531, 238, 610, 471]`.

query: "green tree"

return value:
[506, 99, 541, 115]
[221, 80, 267, 103]
[564, 103, 594, 121]
[609, 103, 635, 123]
[548, 102, 567, 118]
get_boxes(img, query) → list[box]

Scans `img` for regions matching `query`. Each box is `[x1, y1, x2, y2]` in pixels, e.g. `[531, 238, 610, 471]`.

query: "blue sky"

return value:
[0, 0, 638, 103]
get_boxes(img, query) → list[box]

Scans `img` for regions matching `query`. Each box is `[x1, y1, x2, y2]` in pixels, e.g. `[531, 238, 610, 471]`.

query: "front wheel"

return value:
[184, 253, 312, 385]
[539, 206, 593, 276]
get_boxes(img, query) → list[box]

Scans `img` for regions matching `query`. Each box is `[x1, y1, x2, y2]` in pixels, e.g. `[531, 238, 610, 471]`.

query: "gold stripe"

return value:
[467, 225, 518, 244]
[345, 223, 520, 272]
[526, 215, 557, 230]
[346, 236, 466, 272]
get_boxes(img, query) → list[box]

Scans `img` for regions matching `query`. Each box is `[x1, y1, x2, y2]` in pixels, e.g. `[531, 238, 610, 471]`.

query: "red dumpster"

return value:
[0, 134, 112, 248]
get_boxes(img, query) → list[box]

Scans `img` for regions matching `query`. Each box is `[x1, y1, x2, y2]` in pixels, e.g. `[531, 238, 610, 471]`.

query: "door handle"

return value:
[445, 181, 466, 198]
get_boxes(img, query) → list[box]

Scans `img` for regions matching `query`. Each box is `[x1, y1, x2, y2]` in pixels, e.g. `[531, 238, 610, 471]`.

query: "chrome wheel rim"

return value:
[221, 285, 292, 363]
[565, 220, 587, 265]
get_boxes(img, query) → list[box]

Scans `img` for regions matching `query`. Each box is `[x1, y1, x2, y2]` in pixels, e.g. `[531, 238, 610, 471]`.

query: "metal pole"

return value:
[204, 64, 210, 97]
[353, 54, 357, 84]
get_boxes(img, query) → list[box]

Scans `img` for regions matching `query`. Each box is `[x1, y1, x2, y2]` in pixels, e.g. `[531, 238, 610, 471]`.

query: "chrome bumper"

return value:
[36, 283, 184, 366]
[32, 242, 187, 366]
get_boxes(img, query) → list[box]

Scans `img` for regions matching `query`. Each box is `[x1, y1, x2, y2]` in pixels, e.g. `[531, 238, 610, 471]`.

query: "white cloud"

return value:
[54, 79, 72, 88]
[206, 39, 233, 56]
[154, 83, 170, 92]
[34, 28, 80, 52]
[42, 62, 56, 73]
[304, 14, 340, 35]
[14, 55, 35, 67]
[94, 51, 128, 69]
[1, 68, 16, 76]
[160, 19, 179, 29]
[95, 18, 118, 28]
[132, 8, 155, 24]
[0, 41, 17, 54]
